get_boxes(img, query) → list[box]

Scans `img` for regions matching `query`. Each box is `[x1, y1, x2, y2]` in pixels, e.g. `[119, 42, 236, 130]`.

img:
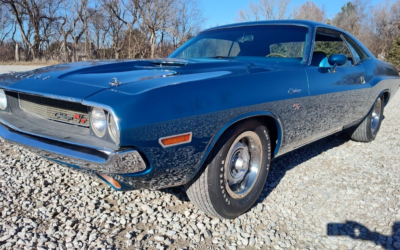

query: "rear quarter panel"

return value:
[362, 58, 400, 109]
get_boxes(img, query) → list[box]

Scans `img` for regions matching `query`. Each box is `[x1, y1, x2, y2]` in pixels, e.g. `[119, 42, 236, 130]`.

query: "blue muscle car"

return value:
[0, 20, 399, 219]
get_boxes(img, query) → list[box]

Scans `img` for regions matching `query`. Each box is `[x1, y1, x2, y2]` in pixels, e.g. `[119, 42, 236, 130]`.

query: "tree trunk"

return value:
[73, 40, 78, 62]
[15, 43, 19, 62]
[150, 32, 155, 58]
[128, 29, 132, 58]
[63, 39, 70, 62]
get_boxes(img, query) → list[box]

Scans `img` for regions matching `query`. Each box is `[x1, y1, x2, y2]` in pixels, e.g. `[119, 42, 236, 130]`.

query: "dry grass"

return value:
[0, 60, 61, 66]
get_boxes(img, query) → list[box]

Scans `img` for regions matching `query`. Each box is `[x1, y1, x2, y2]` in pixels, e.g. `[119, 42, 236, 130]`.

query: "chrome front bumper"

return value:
[0, 122, 147, 174]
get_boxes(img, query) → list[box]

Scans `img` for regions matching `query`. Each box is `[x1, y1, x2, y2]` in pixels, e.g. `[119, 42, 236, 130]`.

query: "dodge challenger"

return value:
[0, 20, 399, 219]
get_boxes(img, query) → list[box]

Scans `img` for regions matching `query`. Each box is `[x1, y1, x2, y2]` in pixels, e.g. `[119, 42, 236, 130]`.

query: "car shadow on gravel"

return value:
[327, 221, 400, 249]
[160, 186, 190, 202]
[258, 132, 350, 203]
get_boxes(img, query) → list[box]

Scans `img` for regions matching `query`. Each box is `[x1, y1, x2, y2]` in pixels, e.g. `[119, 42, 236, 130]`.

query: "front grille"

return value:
[19, 93, 90, 127]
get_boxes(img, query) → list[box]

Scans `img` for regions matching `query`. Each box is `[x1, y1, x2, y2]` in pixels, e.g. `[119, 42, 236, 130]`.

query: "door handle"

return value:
[360, 76, 366, 84]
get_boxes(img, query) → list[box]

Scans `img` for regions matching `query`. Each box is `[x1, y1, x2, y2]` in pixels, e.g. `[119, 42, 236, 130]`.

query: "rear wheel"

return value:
[350, 95, 384, 142]
[185, 120, 271, 219]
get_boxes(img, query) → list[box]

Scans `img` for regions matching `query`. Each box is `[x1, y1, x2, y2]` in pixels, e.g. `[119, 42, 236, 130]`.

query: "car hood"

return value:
[0, 58, 275, 102]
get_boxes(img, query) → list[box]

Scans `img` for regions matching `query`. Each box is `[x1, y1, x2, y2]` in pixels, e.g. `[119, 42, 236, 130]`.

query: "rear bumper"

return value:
[0, 121, 147, 175]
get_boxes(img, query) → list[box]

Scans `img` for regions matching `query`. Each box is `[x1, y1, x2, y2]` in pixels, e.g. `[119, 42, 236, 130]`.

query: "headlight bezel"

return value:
[0, 89, 8, 111]
[108, 112, 120, 145]
[89, 106, 120, 146]
[90, 107, 107, 138]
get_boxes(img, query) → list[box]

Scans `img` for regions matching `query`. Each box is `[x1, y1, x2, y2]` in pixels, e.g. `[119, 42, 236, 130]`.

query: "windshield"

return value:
[169, 25, 309, 64]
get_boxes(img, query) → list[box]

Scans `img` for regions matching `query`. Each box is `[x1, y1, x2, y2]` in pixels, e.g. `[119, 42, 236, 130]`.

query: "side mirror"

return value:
[328, 54, 347, 66]
[327, 54, 347, 73]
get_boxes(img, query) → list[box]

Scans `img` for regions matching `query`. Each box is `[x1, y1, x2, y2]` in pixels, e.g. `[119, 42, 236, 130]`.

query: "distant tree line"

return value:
[237, 0, 400, 67]
[1, 0, 400, 68]
[0, 0, 204, 62]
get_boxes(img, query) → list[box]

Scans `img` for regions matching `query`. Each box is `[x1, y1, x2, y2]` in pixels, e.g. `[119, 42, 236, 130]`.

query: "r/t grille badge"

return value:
[293, 103, 301, 110]
[54, 112, 88, 124]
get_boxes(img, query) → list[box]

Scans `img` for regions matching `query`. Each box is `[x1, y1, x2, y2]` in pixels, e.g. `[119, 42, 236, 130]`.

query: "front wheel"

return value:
[185, 120, 271, 219]
[350, 95, 384, 142]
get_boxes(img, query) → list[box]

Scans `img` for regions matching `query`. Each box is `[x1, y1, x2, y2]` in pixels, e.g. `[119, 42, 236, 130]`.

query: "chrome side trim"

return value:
[0, 122, 146, 174]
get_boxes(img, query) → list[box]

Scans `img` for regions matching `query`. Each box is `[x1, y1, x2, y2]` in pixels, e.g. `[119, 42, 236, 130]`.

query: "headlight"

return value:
[108, 113, 120, 144]
[90, 108, 107, 138]
[0, 90, 7, 110]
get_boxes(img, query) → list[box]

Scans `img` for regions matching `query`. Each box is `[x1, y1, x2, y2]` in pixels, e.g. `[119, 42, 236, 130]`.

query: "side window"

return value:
[344, 35, 369, 62]
[314, 41, 352, 58]
[312, 28, 354, 67]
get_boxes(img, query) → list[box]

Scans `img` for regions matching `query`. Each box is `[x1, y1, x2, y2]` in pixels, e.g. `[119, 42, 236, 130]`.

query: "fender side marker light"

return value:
[159, 132, 192, 148]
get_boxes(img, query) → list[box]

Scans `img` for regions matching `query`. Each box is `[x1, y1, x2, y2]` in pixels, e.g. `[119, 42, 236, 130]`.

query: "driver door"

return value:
[300, 28, 370, 146]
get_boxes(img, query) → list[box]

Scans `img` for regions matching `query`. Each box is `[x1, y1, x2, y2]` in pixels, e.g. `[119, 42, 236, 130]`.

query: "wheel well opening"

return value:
[202, 116, 280, 171]
[382, 92, 390, 106]
[257, 116, 278, 159]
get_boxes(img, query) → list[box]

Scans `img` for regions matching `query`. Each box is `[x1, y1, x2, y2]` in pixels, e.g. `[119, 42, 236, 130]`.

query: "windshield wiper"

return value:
[208, 56, 235, 59]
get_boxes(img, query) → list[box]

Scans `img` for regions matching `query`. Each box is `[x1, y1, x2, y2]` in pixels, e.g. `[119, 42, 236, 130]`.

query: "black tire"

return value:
[185, 119, 271, 219]
[351, 95, 384, 142]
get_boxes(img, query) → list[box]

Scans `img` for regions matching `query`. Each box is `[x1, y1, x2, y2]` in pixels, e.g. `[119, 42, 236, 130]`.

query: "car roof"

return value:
[203, 20, 343, 33]
[201, 19, 375, 59]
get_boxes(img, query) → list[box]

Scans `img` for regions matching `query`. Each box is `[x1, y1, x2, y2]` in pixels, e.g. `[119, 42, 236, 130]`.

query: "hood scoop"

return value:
[135, 59, 189, 69]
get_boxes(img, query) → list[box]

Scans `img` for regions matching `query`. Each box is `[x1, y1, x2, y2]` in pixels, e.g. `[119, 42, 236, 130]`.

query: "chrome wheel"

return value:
[371, 98, 382, 133]
[224, 131, 263, 199]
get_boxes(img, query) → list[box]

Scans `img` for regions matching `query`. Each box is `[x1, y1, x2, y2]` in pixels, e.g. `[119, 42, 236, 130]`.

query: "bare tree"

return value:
[103, 0, 128, 59]
[370, 0, 400, 58]
[169, 0, 204, 49]
[0, 2, 13, 44]
[293, 1, 327, 23]
[57, 1, 74, 62]
[260, 0, 291, 20]
[68, 0, 96, 62]
[236, 2, 261, 22]
[126, 28, 149, 58]
[139, 0, 175, 58]
[89, 8, 107, 59]
[236, 0, 291, 22]
[332, 0, 371, 40]
[104, 0, 139, 58]
[2, 0, 61, 60]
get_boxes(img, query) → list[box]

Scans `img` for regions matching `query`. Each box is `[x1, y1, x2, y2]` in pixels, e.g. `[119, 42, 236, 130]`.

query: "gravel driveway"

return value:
[0, 66, 399, 249]
[0, 65, 44, 74]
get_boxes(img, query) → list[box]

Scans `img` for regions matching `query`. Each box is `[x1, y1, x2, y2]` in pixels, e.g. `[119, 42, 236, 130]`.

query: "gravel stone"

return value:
[154, 235, 164, 242]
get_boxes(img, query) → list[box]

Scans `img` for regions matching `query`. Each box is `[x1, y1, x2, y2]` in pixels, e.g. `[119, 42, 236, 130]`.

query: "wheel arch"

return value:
[365, 89, 389, 119]
[194, 111, 283, 176]
[382, 90, 390, 106]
